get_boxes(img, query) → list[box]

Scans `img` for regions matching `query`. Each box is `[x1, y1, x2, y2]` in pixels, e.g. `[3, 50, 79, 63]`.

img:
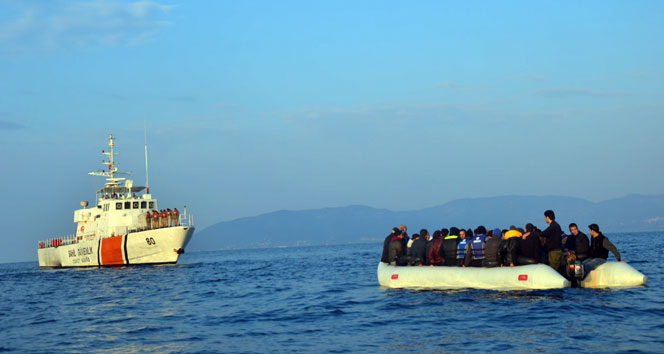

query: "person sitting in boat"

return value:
[464, 226, 487, 267]
[441, 227, 460, 266]
[567, 223, 589, 262]
[381, 227, 400, 263]
[423, 230, 433, 265]
[541, 210, 564, 272]
[399, 224, 409, 251]
[583, 224, 623, 274]
[428, 230, 445, 266]
[389, 228, 406, 265]
[499, 226, 522, 267]
[407, 232, 427, 266]
[517, 223, 541, 265]
[456, 229, 471, 266]
[482, 228, 502, 267]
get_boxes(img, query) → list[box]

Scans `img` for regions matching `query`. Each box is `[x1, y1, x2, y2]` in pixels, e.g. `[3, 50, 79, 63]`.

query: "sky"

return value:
[1, 1, 663, 262]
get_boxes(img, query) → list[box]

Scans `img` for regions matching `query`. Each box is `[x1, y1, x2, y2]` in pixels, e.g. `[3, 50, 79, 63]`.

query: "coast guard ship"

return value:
[37, 134, 195, 268]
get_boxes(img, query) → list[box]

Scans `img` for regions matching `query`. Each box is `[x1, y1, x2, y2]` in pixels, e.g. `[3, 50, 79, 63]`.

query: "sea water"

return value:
[1, 232, 662, 353]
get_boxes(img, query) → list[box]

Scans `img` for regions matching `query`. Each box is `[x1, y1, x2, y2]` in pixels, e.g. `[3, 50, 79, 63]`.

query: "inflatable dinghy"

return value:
[579, 262, 647, 288]
[377, 262, 570, 290]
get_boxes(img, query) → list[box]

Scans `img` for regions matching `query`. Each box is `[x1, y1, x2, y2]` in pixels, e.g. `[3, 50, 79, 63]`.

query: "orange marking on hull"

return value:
[101, 236, 124, 265]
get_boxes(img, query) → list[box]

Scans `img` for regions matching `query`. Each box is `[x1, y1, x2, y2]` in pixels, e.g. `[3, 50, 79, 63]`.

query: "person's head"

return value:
[493, 228, 501, 237]
[392, 227, 399, 235]
[525, 223, 535, 233]
[569, 223, 579, 236]
[420, 229, 429, 238]
[449, 227, 459, 236]
[509, 225, 517, 231]
[440, 228, 449, 237]
[412, 233, 420, 240]
[400, 224, 407, 232]
[475, 226, 487, 235]
[459, 229, 466, 239]
[588, 224, 600, 237]
[487, 229, 493, 237]
[544, 210, 555, 224]
[432, 230, 441, 240]
[466, 228, 473, 237]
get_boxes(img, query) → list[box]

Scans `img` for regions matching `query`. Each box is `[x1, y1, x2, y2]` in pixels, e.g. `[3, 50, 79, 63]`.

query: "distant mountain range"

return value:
[189, 194, 664, 251]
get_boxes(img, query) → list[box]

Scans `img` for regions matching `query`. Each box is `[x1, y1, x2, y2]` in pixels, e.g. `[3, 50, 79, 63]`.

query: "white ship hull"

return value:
[377, 262, 570, 290]
[38, 226, 194, 268]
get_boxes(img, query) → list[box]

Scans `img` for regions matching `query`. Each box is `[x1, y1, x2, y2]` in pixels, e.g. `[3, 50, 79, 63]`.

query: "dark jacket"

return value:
[519, 229, 542, 262]
[484, 236, 501, 262]
[389, 238, 404, 264]
[408, 238, 427, 265]
[541, 220, 563, 251]
[589, 233, 621, 261]
[441, 236, 460, 266]
[381, 234, 392, 263]
[429, 237, 444, 265]
[574, 232, 590, 260]
[499, 237, 520, 266]
[424, 240, 432, 265]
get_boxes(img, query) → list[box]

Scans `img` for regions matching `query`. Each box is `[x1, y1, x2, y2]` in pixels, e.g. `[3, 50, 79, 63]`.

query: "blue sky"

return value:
[1, 1, 663, 262]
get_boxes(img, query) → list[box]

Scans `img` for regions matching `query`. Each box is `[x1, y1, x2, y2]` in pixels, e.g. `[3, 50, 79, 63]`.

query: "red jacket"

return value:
[429, 238, 444, 265]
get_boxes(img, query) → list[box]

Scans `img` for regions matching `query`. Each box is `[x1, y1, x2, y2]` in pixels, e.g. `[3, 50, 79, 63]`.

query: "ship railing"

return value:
[38, 234, 78, 249]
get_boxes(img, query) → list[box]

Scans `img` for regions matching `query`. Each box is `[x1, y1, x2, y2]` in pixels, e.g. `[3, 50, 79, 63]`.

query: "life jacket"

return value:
[174, 209, 179, 216]
[442, 235, 459, 263]
[167, 209, 172, 216]
[457, 238, 469, 259]
[471, 234, 487, 259]
[146, 212, 151, 219]
[504, 229, 522, 240]
[484, 236, 501, 262]
[589, 233, 609, 259]
[152, 211, 159, 219]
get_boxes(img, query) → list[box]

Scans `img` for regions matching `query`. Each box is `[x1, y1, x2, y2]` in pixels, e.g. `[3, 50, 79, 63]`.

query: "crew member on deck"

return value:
[174, 208, 180, 226]
[152, 210, 159, 229]
[167, 208, 173, 227]
[145, 210, 152, 230]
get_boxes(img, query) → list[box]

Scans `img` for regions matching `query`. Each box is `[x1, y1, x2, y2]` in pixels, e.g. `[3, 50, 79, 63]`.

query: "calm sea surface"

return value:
[1, 232, 662, 353]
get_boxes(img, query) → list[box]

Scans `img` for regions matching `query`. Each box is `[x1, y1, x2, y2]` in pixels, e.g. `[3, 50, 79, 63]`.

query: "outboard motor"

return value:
[571, 260, 585, 280]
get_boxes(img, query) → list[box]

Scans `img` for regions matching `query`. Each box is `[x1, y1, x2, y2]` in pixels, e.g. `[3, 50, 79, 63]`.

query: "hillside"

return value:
[189, 194, 664, 250]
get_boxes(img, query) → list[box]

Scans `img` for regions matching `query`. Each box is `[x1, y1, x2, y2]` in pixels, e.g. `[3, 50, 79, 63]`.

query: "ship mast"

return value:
[89, 134, 126, 192]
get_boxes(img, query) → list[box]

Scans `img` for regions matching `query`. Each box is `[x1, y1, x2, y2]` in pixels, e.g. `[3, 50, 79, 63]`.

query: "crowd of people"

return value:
[380, 210, 623, 279]
[145, 208, 180, 230]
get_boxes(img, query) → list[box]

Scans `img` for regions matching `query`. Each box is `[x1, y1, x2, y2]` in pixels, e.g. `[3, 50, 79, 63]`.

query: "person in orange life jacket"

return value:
[583, 224, 624, 274]
[567, 223, 590, 262]
[517, 223, 541, 265]
[173, 208, 180, 226]
[541, 210, 563, 271]
[166, 208, 172, 227]
[440, 227, 460, 266]
[499, 226, 522, 267]
[428, 230, 445, 266]
[159, 210, 166, 228]
[145, 210, 152, 230]
[381, 227, 400, 263]
[152, 210, 159, 229]
[464, 226, 487, 267]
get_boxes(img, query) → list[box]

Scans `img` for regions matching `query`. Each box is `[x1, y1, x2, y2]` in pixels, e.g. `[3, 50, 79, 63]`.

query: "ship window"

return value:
[141, 201, 147, 209]
[97, 204, 102, 209]
[133, 202, 139, 209]
[124, 201, 130, 209]
[149, 202, 154, 209]
[116, 202, 122, 210]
